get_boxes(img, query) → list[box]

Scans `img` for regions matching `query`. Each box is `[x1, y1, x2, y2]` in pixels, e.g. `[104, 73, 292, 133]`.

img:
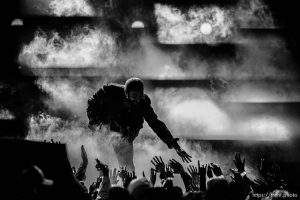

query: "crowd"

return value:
[15, 141, 299, 200]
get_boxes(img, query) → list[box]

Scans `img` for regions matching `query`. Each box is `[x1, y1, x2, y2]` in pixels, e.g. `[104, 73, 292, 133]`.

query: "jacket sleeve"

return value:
[87, 87, 107, 126]
[143, 95, 175, 149]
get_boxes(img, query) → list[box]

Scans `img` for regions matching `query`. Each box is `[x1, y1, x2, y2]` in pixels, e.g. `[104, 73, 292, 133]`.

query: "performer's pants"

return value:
[111, 134, 135, 172]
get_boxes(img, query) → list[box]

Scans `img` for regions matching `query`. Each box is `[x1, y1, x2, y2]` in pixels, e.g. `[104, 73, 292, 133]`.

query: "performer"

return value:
[87, 77, 191, 171]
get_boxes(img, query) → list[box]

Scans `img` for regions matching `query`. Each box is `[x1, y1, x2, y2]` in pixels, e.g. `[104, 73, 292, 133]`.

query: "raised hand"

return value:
[168, 159, 185, 174]
[150, 168, 157, 186]
[187, 165, 200, 185]
[118, 166, 128, 180]
[229, 168, 243, 184]
[187, 181, 199, 192]
[251, 178, 269, 194]
[165, 165, 174, 179]
[151, 156, 165, 173]
[233, 152, 245, 173]
[95, 158, 109, 176]
[198, 161, 207, 192]
[109, 168, 119, 185]
[81, 145, 88, 163]
[210, 163, 223, 176]
[198, 161, 206, 178]
[271, 163, 281, 176]
[123, 171, 137, 188]
[89, 182, 98, 196]
[256, 158, 267, 176]
[206, 164, 214, 179]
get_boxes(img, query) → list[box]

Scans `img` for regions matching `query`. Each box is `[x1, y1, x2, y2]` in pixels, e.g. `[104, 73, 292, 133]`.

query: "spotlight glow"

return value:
[200, 23, 212, 35]
[131, 21, 145, 29]
[11, 19, 23, 26]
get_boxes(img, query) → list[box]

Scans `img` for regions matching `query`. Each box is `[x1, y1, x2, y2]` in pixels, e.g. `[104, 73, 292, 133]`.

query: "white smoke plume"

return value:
[235, 0, 275, 28]
[221, 82, 300, 102]
[152, 88, 292, 141]
[22, 0, 95, 16]
[26, 112, 261, 189]
[154, 0, 275, 44]
[18, 26, 118, 68]
[36, 78, 94, 121]
[18, 28, 297, 81]
[155, 4, 234, 44]
[49, 0, 94, 16]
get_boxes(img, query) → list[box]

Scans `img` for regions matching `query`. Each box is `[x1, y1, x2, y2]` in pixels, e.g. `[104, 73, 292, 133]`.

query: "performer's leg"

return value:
[111, 135, 135, 171]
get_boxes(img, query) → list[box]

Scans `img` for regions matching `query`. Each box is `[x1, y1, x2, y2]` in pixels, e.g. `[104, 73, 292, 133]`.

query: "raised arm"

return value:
[143, 95, 192, 163]
[87, 87, 106, 129]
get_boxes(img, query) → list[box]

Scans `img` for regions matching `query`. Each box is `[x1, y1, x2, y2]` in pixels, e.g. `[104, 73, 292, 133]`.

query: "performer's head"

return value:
[125, 77, 144, 105]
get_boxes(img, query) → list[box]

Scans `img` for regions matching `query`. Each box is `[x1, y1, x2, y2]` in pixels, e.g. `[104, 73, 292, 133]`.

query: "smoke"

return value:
[18, 27, 297, 81]
[152, 88, 292, 140]
[22, 0, 95, 16]
[49, 0, 94, 16]
[154, 0, 275, 44]
[26, 112, 261, 188]
[155, 4, 234, 44]
[36, 78, 94, 120]
[131, 36, 187, 79]
[230, 34, 297, 80]
[26, 110, 262, 188]
[18, 25, 118, 68]
[221, 82, 300, 102]
[235, 0, 275, 28]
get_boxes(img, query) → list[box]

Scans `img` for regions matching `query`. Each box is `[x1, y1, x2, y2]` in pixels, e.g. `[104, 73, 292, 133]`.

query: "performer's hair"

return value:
[125, 77, 144, 94]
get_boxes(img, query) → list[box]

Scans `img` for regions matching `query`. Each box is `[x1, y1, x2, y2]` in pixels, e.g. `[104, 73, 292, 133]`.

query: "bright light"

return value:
[154, 4, 233, 44]
[11, 19, 23, 26]
[131, 21, 145, 29]
[200, 23, 212, 35]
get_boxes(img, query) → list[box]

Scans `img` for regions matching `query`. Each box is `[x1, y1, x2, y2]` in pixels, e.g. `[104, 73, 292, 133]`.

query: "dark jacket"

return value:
[87, 83, 175, 148]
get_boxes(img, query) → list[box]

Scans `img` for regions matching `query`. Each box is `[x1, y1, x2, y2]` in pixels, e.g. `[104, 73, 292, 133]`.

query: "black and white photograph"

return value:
[1, 0, 300, 199]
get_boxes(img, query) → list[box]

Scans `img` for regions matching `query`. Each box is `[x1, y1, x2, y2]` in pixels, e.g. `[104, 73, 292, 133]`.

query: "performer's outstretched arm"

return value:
[143, 95, 192, 163]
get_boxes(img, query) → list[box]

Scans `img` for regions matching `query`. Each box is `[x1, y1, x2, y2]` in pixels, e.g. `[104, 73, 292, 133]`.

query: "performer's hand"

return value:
[177, 148, 192, 163]
[172, 138, 192, 163]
